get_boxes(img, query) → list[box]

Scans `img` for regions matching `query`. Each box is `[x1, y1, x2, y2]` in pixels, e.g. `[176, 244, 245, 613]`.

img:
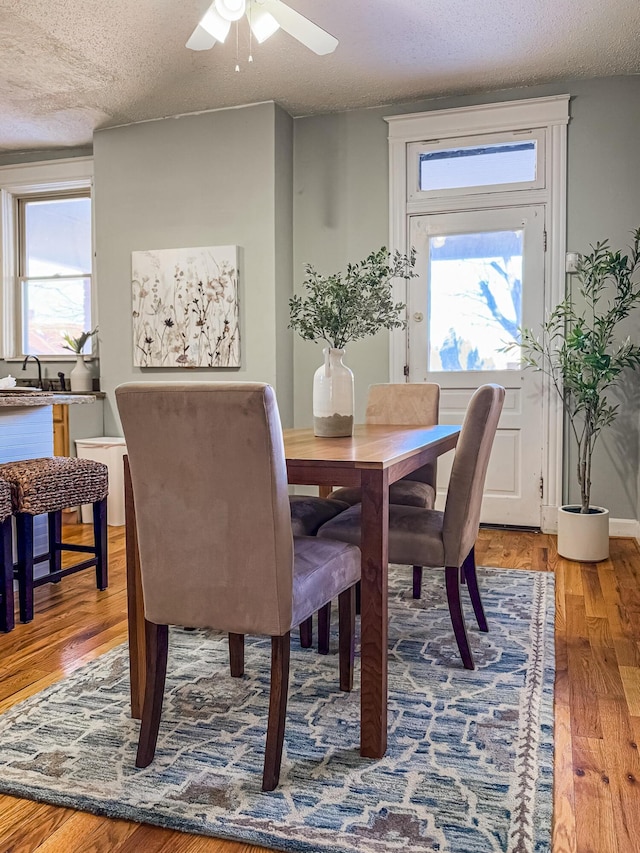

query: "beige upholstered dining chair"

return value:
[304, 382, 440, 655]
[288, 494, 349, 536]
[300, 382, 440, 644]
[116, 381, 361, 791]
[329, 382, 440, 604]
[330, 382, 440, 511]
[318, 384, 505, 670]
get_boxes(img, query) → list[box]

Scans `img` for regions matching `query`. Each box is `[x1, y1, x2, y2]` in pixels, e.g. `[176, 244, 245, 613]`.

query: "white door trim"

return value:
[385, 95, 569, 528]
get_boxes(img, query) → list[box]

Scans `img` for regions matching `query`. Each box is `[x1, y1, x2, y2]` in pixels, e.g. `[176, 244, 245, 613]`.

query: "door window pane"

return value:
[420, 142, 536, 192]
[428, 230, 522, 371]
[22, 278, 92, 356]
[24, 197, 92, 276]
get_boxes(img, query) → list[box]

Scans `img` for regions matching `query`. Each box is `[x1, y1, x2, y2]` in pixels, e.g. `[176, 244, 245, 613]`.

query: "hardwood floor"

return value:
[0, 524, 639, 852]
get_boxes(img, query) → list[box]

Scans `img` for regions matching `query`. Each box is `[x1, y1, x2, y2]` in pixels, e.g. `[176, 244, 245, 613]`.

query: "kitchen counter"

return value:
[0, 391, 99, 573]
[0, 392, 96, 407]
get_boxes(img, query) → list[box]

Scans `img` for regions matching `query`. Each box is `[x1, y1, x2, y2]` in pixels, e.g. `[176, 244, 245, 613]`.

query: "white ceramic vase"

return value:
[557, 504, 609, 562]
[70, 355, 92, 393]
[312, 347, 354, 437]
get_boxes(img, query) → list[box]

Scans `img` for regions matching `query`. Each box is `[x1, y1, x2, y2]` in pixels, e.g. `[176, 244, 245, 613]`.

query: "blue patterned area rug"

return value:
[0, 566, 554, 853]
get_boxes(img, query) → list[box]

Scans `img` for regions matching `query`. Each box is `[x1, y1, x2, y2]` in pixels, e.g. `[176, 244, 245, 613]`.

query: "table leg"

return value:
[124, 456, 146, 720]
[359, 467, 389, 759]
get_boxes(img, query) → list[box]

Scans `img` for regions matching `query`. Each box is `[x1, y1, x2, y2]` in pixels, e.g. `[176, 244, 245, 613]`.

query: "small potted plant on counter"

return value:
[62, 327, 98, 393]
[509, 228, 640, 561]
[289, 247, 416, 437]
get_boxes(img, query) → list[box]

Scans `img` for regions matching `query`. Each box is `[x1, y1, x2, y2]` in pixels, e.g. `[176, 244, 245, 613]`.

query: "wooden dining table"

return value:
[124, 422, 460, 761]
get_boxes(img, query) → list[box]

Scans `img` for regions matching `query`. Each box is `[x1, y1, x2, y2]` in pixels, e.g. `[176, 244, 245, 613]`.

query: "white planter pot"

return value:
[312, 347, 354, 437]
[69, 355, 93, 393]
[557, 505, 609, 562]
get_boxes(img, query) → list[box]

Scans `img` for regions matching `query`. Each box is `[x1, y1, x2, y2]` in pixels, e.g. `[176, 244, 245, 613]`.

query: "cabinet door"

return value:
[52, 404, 69, 456]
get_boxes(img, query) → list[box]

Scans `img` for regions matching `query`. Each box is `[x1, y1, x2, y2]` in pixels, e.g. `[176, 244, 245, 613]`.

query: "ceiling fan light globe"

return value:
[249, 7, 280, 43]
[215, 0, 246, 22]
[199, 6, 232, 42]
[186, 24, 217, 50]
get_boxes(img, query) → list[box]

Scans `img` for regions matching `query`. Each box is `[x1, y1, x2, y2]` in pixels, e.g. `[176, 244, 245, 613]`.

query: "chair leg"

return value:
[445, 565, 474, 670]
[262, 633, 290, 792]
[136, 621, 169, 769]
[93, 498, 108, 591]
[299, 616, 313, 648]
[318, 601, 331, 654]
[412, 566, 423, 599]
[0, 517, 14, 633]
[355, 580, 361, 615]
[338, 585, 355, 692]
[229, 632, 245, 676]
[47, 511, 62, 582]
[463, 547, 488, 632]
[16, 514, 34, 623]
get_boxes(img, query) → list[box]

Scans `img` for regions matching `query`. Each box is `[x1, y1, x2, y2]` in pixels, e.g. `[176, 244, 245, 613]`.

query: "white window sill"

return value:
[4, 355, 97, 363]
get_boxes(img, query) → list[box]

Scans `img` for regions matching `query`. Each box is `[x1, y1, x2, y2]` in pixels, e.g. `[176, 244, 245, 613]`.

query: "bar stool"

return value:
[0, 479, 14, 632]
[0, 457, 109, 624]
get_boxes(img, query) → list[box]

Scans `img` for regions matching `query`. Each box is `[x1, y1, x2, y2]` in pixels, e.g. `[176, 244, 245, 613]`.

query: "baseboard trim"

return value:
[541, 505, 640, 540]
[609, 517, 640, 540]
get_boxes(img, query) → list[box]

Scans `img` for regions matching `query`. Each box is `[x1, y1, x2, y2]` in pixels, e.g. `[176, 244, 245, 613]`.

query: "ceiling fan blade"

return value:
[248, 5, 280, 44]
[259, 0, 338, 55]
[186, 4, 232, 50]
[186, 24, 218, 51]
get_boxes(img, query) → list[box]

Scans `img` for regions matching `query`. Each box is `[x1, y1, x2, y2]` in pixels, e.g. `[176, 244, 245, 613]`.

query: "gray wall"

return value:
[0, 147, 92, 169]
[274, 106, 294, 428]
[3, 78, 639, 521]
[292, 76, 640, 520]
[293, 111, 390, 426]
[564, 78, 640, 518]
[93, 101, 294, 434]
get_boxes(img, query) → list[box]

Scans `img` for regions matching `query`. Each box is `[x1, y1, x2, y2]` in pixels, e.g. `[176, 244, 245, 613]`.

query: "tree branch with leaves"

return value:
[289, 248, 416, 350]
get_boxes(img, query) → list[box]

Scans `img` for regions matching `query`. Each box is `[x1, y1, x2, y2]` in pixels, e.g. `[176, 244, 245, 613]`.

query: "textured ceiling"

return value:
[1, 0, 639, 153]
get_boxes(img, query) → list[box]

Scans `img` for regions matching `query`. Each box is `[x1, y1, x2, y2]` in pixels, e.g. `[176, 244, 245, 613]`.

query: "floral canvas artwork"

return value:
[131, 245, 240, 367]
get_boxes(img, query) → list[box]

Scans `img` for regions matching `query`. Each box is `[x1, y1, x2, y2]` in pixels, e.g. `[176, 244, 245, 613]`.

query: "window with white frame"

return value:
[407, 129, 544, 200]
[18, 192, 92, 356]
[0, 158, 94, 360]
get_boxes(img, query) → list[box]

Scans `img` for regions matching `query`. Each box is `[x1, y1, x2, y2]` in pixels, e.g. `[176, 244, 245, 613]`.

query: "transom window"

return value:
[407, 129, 544, 201]
[419, 141, 537, 192]
[18, 193, 92, 356]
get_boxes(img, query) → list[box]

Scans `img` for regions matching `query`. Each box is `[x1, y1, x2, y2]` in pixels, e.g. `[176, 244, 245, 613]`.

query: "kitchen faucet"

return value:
[21, 354, 42, 389]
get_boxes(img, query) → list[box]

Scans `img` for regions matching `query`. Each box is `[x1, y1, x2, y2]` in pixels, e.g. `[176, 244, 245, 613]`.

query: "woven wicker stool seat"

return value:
[0, 457, 109, 624]
[0, 479, 14, 632]
[1, 457, 108, 516]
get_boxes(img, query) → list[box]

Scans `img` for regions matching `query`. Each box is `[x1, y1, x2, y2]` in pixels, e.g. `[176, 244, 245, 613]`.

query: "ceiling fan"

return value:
[186, 0, 338, 56]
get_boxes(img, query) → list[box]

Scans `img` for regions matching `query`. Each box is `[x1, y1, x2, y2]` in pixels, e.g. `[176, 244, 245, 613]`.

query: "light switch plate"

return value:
[565, 252, 580, 273]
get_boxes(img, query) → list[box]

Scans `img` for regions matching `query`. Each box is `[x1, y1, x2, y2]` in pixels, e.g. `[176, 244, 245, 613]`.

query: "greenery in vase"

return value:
[62, 327, 98, 355]
[506, 228, 640, 513]
[289, 247, 416, 350]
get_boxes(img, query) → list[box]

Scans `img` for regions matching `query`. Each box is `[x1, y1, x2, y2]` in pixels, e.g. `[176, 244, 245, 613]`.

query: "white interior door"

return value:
[408, 206, 545, 526]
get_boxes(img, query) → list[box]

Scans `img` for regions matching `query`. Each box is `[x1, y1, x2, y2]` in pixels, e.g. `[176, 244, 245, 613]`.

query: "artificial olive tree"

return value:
[512, 228, 640, 513]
